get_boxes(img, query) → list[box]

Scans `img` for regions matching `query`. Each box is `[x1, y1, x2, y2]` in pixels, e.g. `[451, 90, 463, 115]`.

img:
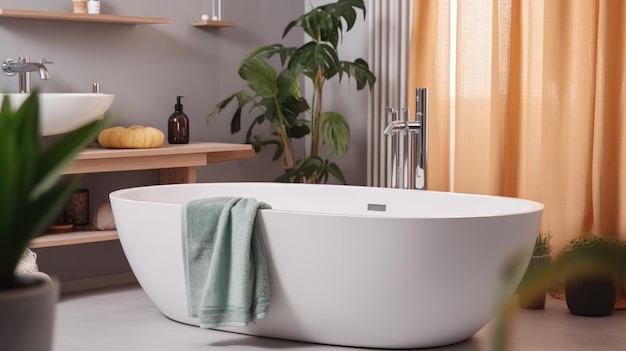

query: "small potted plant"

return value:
[517, 232, 552, 309]
[556, 232, 625, 317]
[0, 92, 108, 351]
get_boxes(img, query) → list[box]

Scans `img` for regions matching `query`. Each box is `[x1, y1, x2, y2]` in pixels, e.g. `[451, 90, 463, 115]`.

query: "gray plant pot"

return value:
[518, 255, 552, 310]
[0, 274, 59, 351]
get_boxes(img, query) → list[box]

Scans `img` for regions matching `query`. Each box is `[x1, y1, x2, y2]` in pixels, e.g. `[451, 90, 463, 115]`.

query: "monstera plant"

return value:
[208, 0, 376, 184]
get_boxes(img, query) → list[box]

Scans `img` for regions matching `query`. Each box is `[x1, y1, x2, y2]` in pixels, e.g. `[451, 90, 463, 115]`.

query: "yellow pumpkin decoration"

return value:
[98, 125, 165, 149]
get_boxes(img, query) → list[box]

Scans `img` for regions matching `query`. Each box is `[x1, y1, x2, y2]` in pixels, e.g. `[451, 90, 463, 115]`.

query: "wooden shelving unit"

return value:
[192, 19, 234, 28]
[30, 142, 255, 249]
[0, 8, 170, 25]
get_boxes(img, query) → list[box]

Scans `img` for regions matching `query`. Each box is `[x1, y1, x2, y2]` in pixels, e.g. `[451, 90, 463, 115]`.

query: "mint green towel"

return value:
[182, 197, 270, 328]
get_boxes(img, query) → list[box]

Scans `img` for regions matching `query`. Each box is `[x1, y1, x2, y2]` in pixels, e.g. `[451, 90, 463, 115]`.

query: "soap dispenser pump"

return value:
[168, 96, 189, 144]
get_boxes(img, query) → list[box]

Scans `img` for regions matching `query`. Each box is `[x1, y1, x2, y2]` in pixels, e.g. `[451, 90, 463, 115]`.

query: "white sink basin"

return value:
[0, 93, 115, 136]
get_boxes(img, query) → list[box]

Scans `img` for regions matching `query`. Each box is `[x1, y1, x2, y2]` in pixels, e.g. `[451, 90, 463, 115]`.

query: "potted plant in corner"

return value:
[208, 0, 376, 184]
[517, 232, 552, 310]
[556, 232, 626, 317]
[0, 92, 109, 351]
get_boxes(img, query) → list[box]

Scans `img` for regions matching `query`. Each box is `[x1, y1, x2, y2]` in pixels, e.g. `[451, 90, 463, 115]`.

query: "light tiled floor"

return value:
[54, 284, 625, 351]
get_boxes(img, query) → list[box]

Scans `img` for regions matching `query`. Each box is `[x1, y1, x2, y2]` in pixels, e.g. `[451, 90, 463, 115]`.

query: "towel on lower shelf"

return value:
[182, 197, 271, 328]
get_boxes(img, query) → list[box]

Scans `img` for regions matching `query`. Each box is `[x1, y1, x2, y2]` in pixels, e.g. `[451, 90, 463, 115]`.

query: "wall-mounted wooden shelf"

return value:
[64, 142, 254, 176]
[31, 230, 118, 249]
[0, 8, 170, 25]
[192, 19, 234, 28]
[30, 142, 255, 249]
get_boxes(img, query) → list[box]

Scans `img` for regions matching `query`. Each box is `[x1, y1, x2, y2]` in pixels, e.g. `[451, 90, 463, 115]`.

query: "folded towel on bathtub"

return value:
[182, 197, 271, 328]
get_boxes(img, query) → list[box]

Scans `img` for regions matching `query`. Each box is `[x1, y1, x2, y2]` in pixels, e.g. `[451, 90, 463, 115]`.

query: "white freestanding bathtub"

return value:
[110, 182, 543, 349]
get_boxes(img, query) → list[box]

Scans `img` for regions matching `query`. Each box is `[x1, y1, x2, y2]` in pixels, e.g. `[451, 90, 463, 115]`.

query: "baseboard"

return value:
[60, 272, 138, 294]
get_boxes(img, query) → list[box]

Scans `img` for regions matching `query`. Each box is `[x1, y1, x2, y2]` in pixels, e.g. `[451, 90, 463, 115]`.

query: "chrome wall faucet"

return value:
[2, 56, 52, 93]
[384, 88, 428, 190]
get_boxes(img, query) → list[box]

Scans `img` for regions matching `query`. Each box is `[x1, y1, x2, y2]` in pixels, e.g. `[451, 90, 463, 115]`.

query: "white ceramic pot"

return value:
[0, 274, 59, 351]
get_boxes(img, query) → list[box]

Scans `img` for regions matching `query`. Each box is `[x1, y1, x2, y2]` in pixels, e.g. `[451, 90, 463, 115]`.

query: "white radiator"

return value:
[367, 0, 413, 187]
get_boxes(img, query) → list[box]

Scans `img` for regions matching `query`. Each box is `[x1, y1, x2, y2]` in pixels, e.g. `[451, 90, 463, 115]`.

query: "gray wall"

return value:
[1, 0, 370, 283]
[1, 0, 307, 185]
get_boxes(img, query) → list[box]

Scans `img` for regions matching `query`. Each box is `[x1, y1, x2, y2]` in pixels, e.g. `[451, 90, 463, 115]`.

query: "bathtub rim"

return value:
[109, 182, 544, 220]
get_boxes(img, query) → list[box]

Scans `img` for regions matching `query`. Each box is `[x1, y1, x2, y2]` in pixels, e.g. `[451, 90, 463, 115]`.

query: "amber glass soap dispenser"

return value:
[168, 96, 189, 144]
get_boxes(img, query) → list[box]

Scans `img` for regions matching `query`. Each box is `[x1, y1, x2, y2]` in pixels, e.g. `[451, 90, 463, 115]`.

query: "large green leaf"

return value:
[248, 135, 282, 159]
[319, 0, 366, 31]
[0, 97, 19, 240]
[280, 96, 310, 126]
[327, 161, 347, 184]
[288, 41, 340, 79]
[287, 124, 310, 139]
[274, 157, 324, 183]
[259, 98, 282, 128]
[206, 91, 256, 135]
[0, 91, 109, 289]
[245, 114, 267, 144]
[285, 9, 333, 44]
[207, 91, 251, 122]
[283, 0, 366, 48]
[299, 157, 325, 177]
[275, 168, 298, 183]
[340, 58, 376, 90]
[33, 117, 110, 199]
[231, 108, 243, 134]
[270, 139, 284, 161]
[239, 57, 278, 99]
[275, 68, 300, 104]
[275, 156, 347, 184]
[248, 45, 281, 59]
[311, 10, 339, 47]
[12, 177, 81, 275]
[320, 112, 350, 156]
[15, 93, 40, 206]
[249, 44, 298, 67]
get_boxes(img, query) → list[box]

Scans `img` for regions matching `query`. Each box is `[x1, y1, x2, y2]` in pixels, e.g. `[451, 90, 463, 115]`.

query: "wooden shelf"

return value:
[0, 8, 170, 25]
[30, 142, 255, 249]
[192, 19, 234, 28]
[31, 230, 119, 249]
[65, 142, 255, 175]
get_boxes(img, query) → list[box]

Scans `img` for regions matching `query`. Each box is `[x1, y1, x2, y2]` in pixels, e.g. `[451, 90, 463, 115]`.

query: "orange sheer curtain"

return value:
[410, 0, 626, 250]
[408, 1, 451, 192]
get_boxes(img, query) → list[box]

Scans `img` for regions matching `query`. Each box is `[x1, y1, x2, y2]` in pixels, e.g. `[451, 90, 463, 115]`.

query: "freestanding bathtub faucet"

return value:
[384, 87, 428, 190]
[2, 56, 52, 93]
